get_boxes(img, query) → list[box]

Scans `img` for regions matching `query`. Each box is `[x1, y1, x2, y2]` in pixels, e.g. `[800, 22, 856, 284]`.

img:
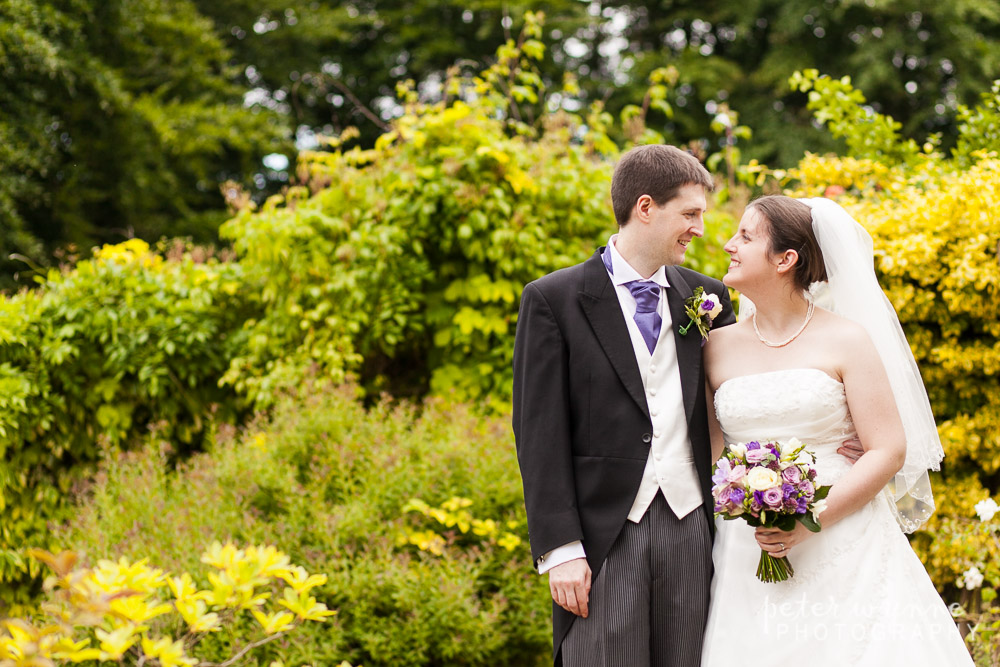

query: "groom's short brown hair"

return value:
[611, 145, 713, 227]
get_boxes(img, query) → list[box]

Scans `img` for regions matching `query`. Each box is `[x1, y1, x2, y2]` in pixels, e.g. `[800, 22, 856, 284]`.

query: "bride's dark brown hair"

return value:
[748, 195, 829, 291]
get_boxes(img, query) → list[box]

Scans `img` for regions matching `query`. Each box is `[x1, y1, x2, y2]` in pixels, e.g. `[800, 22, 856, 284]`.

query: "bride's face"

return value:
[723, 207, 774, 290]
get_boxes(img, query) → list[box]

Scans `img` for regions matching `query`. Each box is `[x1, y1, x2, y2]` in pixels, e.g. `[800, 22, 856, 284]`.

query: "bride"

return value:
[701, 196, 972, 665]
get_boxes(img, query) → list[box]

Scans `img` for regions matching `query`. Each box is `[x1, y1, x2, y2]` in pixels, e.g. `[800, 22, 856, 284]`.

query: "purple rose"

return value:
[798, 480, 815, 496]
[763, 487, 783, 509]
[699, 297, 717, 313]
[782, 466, 802, 484]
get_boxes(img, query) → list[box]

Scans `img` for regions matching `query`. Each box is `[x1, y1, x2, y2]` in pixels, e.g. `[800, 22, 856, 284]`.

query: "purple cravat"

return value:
[602, 248, 662, 354]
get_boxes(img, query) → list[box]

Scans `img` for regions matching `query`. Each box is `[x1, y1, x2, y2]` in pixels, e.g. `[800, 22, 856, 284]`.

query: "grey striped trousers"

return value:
[561, 493, 712, 667]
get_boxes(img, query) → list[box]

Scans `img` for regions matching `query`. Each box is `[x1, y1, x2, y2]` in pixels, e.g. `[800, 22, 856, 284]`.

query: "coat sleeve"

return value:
[511, 282, 585, 565]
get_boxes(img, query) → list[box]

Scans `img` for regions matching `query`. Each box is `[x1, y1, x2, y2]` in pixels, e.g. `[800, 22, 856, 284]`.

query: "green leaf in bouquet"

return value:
[799, 513, 822, 533]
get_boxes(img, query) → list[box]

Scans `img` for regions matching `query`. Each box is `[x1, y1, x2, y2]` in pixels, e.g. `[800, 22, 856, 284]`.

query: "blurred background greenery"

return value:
[4, 0, 1000, 287]
[2, 3, 1000, 665]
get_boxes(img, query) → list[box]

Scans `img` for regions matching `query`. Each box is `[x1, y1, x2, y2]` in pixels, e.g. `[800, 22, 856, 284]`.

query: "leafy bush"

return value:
[0, 23, 737, 601]
[0, 544, 335, 666]
[218, 19, 735, 411]
[59, 383, 550, 666]
[0, 239, 256, 589]
[782, 73, 1000, 648]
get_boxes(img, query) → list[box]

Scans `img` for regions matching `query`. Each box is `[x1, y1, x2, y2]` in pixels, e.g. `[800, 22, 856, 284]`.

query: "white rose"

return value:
[975, 497, 999, 522]
[962, 566, 985, 590]
[746, 467, 780, 491]
[705, 295, 723, 318]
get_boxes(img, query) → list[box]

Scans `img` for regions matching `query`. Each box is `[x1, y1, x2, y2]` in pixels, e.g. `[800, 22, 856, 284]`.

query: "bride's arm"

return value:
[819, 325, 906, 528]
[756, 324, 905, 554]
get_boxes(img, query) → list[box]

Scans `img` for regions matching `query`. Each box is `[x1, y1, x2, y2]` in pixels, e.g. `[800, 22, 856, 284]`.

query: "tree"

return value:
[193, 0, 593, 147]
[0, 0, 289, 288]
[598, 0, 1000, 165]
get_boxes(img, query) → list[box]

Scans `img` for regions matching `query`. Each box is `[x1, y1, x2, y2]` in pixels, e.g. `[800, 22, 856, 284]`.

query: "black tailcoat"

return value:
[511, 248, 736, 662]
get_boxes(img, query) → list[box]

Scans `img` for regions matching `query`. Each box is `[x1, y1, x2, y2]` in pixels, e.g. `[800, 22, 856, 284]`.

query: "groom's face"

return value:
[645, 182, 707, 266]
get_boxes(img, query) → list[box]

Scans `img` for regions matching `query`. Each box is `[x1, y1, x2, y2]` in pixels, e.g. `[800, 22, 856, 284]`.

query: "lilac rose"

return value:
[727, 464, 747, 483]
[763, 487, 784, 509]
[781, 466, 803, 484]
[746, 448, 770, 464]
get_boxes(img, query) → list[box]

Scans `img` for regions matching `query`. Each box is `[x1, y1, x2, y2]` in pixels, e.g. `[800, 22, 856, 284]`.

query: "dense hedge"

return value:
[0, 240, 256, 588]
[783, 73, 1000, 660]
[60, 383, 550, 666]
[2, 40, 999, 665]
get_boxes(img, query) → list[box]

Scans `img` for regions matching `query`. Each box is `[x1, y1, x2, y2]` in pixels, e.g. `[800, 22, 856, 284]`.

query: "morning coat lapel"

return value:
[578, 249, 649, 417]
[664, 265, 702, 423]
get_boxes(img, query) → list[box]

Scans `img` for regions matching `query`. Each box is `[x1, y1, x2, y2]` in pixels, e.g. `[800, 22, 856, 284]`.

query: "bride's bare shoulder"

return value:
[707, 318, 753, 345]
[813, 308, 875, 350]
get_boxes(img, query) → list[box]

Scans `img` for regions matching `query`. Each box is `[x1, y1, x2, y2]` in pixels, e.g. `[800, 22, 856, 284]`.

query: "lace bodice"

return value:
[714, 368, 856, 485]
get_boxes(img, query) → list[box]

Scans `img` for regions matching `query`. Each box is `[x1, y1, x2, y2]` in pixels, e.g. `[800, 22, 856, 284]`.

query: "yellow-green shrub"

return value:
[0, 240, 256, 589]
[784, 73, 1000, 630]
[0, 543, 335, 666]
[218, 21, 734, 412]
[58, 382, 551, 666]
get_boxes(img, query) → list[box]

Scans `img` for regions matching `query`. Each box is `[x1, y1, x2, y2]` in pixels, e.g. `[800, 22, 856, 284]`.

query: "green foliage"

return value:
[955, 80, 1000, 164]
[0, 240, 256, 590]
[194, 0, 593, 145]
[219, 29, 732, 410]
[611, 0, 1000, 166]
[0, 543, 336, 665]
[779, 73, 1000, 628]
[0, 0, 288, 286]
[788, 69, 922, 165]
[60, 384, 550, 666]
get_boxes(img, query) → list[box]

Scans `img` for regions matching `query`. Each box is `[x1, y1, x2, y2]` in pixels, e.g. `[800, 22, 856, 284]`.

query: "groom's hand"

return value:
[548, 558, 592, 618]
[838, 437, 865, 463]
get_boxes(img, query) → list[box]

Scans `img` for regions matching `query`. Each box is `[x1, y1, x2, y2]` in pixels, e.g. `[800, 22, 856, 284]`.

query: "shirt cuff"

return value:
[537, 541, 586, 574]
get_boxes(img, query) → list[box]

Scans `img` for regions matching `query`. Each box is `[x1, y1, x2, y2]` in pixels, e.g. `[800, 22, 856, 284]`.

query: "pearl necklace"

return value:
[753, 300, 816, 348]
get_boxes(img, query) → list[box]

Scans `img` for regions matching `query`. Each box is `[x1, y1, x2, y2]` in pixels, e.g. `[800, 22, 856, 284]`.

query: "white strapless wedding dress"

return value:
[702, 368, 972, 666]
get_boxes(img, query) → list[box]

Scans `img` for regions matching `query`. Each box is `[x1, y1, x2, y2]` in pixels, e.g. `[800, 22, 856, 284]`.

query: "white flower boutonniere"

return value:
[679, 287, 722, 342]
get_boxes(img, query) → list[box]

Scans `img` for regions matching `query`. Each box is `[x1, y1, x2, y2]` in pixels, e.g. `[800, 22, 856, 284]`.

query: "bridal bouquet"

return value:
[712, 438, 831, 583]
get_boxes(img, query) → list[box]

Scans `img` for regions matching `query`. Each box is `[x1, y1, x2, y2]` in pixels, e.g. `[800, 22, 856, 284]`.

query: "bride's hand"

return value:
[755, 523, 813, 558]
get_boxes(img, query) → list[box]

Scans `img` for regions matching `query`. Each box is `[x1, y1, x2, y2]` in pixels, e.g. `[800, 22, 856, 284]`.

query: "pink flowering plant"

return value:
[712, 437, 831, 583]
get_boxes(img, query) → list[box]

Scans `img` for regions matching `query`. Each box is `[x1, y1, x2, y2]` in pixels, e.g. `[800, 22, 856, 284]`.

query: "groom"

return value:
[512, 144, 737, 666]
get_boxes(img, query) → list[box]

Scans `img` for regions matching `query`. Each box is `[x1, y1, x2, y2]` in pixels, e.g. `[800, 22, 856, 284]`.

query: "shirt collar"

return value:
[606, 234, 670, 288]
